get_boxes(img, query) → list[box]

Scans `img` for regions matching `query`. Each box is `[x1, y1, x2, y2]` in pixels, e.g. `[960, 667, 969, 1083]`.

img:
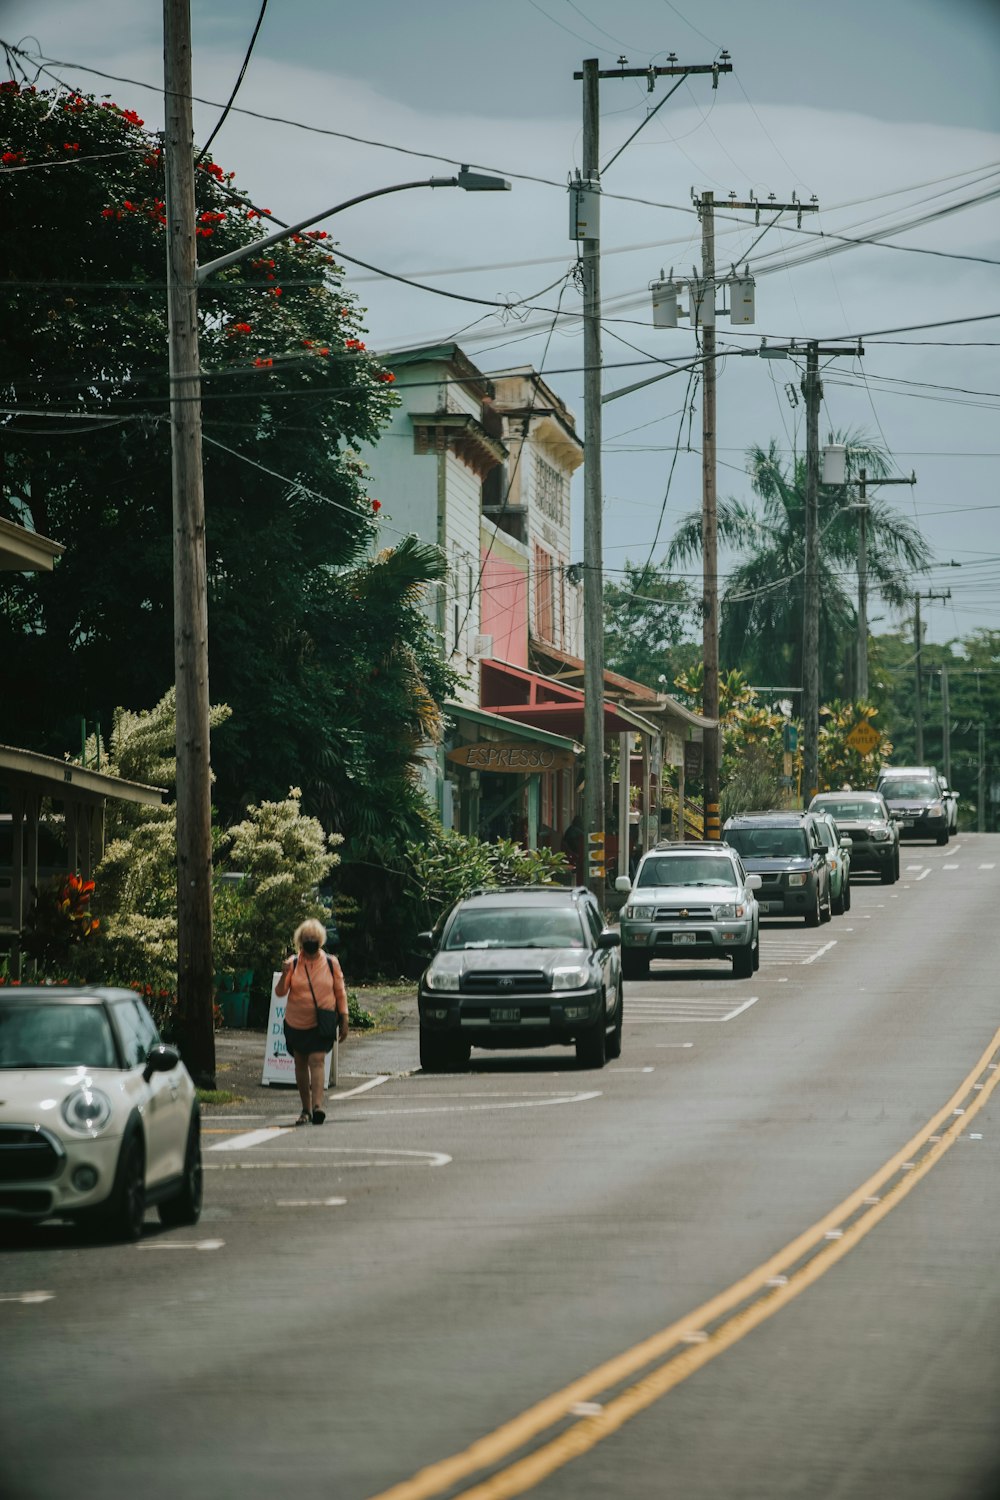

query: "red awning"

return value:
[479, 659, 656, 738]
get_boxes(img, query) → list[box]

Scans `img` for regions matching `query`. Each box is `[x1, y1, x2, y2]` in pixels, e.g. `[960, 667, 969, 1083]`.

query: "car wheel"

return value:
[832, 883, 845, 916]
[576, 1010, 607, 1069]
[820, 883, 833, 924]
[936, 829, 949, 847]
[158, 1112, 203, 1229]
[420, 1028, 456, 1073]
[106, 1133, 146, 1243]
[881, 860, 897, 886]
[752, 930, 760, 971]
[805, 887, 821, 927]
[843, 879, 851, 912]
[606, 986, 623, 1060]
[621, 949, 650, 982]
[732, 944, 754, 979]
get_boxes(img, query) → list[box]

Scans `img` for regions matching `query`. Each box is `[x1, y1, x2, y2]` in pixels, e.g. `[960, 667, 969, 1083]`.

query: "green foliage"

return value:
[403, 829, 571, 941]
[720, 745, 786, 820]
[346, 992, 376, 1030]
[604, 561, 698, 690]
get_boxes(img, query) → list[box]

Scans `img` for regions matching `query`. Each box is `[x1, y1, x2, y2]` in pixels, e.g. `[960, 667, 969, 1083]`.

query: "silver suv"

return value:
[615, 842, 761, 981]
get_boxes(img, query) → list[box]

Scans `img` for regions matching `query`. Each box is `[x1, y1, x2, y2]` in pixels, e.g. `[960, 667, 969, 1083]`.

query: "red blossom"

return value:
[270, 287, 282, 297]
[305, 230, 329, 240]
[196, 227, 214, 238]
[198, 210, 226, 224]
[228, 322, 252, 336]
[63, 142, 80, 152]
[120, 108, 144, 126]
[253, 357, 274, 368]
[377, 371, 396, 383]
[345, 338, 366, 351]
[318, 347, 330, 357]
[371, 499, 382, 513]
[301, 339, 313, 348]
[0, 81, 20, 95]
[1, 151, 24, 166]
[199, 161, 226, 181]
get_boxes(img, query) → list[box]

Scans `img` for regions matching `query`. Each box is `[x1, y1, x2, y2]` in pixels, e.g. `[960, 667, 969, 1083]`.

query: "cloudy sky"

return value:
[5, 0, 999, 647]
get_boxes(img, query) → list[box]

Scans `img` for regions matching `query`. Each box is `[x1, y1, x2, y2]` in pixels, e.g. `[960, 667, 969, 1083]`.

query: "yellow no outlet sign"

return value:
[845, 720, 880, 755]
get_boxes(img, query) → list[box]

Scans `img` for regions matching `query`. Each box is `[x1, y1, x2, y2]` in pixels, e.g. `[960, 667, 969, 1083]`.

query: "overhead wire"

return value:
[196, 0, 269, 164]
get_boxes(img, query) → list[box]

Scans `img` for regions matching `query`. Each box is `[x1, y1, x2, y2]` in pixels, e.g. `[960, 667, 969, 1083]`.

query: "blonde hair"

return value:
[294, 918, 327, 950]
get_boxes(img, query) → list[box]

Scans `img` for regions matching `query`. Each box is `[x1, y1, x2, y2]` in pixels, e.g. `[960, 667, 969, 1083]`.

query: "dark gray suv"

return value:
[417, 886, 622, 1071]
[722, 812, 832, 926]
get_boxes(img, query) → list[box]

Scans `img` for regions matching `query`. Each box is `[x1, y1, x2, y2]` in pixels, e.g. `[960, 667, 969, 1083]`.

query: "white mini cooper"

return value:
[0, 986, 201, 1241]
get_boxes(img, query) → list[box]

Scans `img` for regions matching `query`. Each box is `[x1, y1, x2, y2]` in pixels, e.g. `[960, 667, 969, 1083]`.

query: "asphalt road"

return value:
[3, 834, 1000, 1500]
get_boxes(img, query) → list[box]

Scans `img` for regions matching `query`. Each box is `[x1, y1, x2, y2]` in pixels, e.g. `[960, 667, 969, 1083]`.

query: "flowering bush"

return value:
[21, 873, 101, 970]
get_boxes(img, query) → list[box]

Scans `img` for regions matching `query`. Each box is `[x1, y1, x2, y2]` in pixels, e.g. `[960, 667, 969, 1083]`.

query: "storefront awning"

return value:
[529, 641, 717, 735]
[479, 659, 662, 740]
[444, 701, 581, 755]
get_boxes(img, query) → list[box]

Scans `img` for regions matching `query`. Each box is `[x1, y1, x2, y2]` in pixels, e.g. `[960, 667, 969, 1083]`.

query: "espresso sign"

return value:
[447, 742, 575, 773]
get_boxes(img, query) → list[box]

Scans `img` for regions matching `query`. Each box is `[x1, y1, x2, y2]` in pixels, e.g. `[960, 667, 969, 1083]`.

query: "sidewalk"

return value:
[210, 986, 420, 1113]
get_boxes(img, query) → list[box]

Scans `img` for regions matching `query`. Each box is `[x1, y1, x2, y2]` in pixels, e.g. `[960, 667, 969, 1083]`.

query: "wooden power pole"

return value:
[164, 0, 216, 1084]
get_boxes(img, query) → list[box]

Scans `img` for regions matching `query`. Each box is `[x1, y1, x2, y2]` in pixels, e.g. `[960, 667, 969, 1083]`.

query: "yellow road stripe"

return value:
[367, 1025, 1000, 1500]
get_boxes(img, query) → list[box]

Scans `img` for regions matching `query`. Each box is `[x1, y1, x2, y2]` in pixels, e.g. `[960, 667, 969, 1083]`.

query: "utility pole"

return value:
[940, 662, 951, 784]
[799, 342, 861, 801]
[856, 468, 868, 702]
[580, 58, 605, 903]
[573, 54, 729, 897]
[913, 587, 951, 762]
[978, 722, 986, 832]
[694, 193, 815, 837]
[164, 0, 215, 1085]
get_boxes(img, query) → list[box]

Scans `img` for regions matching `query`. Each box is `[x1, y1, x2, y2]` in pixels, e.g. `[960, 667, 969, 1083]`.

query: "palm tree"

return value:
[666, 433, 930, 697]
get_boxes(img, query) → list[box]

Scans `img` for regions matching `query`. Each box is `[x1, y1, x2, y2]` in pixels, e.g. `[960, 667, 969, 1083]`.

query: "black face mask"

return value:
[302, 939, 321, 956]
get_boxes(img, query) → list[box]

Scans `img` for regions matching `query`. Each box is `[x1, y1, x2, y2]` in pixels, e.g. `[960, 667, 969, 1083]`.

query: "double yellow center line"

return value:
[369, 1025, 1000, 1500]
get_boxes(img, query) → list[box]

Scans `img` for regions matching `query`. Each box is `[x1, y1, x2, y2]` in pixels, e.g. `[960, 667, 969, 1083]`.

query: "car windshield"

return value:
[880, 778, 938, 800]
[0, 1002, 118, 1069]
[444, 907, 587, 950]
[725, 828, 809, 859]
[814, 798, 879, 820]
[635, 856, 737, 888]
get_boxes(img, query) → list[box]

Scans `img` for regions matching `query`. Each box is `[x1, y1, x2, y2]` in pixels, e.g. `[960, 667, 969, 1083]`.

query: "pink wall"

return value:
[480, 553, 528, 667]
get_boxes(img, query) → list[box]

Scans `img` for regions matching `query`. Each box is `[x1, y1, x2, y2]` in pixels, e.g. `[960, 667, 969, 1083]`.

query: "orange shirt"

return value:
[278, 954, 347, 1030]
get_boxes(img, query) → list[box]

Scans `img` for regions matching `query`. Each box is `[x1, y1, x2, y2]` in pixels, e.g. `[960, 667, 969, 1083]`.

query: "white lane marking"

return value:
[135, 1239, 224, 1251]
[654, 1042, 695, 1049]
[570, 1403, 605, 1417]
[614, 1067, 656, 1073]
[802, 940, 837, 965]
[0, 1291, 54, 1304]
[275, 1197, 347, 1207]
[206, 1148, 451, 1169]
[329, 1075, 390, 1102]
[209, 1127, 286, 1153]
[980, 863, 996, 870]
[949, 844, 963, 855]
[342, 1090, 602, 1119]
[969, 1133, 984, 1141]
[905, 865, 925, 872]
[916, 869, 931, 881]
[943, 863, 960, 871]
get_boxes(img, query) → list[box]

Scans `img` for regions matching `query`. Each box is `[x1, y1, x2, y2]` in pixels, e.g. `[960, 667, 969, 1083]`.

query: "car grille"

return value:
[651, 905, 715, 920]
[462, 970, 549, 995]
[0, 1187, 54, 1214]
[0, 1125, 64, 1183]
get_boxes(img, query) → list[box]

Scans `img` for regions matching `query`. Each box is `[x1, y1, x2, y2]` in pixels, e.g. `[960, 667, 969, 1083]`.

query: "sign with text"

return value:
[845, 720, 880, 756]
[261, 971, 334, 1088]
[684, 740, 703, 779]
[447, 742, 576, 773]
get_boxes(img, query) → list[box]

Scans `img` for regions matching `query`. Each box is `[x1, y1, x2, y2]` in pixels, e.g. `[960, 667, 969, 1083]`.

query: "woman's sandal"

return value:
[312, 1109, 326, 1126]
[293, 1110, 311, 1127]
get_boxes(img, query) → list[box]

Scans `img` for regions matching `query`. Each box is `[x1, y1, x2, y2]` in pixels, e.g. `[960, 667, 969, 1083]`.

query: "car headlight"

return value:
[622, 904, 652, 922]
[713, 903, 746, 920]
[787, 873, 808, 886]
[869, 825, 891, 841]
[61, 1087, 113, 1136]
[551, 965, 591, 991]
[424, 961, 461, 993]
[928, 801, 943, 816]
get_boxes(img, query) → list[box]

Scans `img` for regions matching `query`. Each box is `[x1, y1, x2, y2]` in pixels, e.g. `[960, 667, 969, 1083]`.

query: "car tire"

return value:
[621, 949, 650, 982]
[732, 944, 754, 979]
[843, 879, 851, 912]
[881, 860, 897, 886]
[832, 884, 845, 916]
[805, 888, 821, 927]
[106, 1133, 146, 1243]
[576, 1010, 607, 1069]
[820, 884, 833, 924]
[158, 1111, 203, 1229]
[606, 986, 623, 1060]
[936, 829, 949, 847]
[752, 930, 760, 971]
[420, 1028, 459, 1073]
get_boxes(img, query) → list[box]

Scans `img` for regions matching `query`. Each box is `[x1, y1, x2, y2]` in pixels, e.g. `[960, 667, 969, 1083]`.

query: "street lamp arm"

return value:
[196, 169, 509, 283]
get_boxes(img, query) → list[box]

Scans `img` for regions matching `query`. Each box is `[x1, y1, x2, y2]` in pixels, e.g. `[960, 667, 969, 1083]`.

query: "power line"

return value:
[196, 0, 268, 164]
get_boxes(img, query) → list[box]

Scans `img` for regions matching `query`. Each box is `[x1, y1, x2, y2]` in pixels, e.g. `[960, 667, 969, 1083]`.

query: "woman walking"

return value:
[276, 919, 349, 1125]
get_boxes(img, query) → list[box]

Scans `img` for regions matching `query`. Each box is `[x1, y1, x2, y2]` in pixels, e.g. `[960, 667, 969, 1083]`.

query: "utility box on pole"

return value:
[569, 175, 600, 241]
[651, 276, 679, 328]
[728, 275, 755, 325]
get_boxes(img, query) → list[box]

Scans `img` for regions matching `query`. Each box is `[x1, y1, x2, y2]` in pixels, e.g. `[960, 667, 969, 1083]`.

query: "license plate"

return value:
[758, 901, 780, 912]
[672, 932, 698, 945]
[490, 1007, 520, 1023]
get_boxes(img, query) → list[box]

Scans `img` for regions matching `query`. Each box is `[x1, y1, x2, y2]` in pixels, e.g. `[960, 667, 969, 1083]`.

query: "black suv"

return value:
[417, 886, 622, 1071]
[722, 811, 832, 926]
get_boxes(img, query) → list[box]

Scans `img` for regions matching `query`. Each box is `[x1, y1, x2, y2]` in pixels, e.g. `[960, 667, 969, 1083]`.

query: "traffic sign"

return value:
[845, 720, 880, 755]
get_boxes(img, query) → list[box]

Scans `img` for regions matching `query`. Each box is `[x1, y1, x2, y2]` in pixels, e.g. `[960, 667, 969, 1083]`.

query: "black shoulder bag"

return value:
[301, 958, 338, 1043]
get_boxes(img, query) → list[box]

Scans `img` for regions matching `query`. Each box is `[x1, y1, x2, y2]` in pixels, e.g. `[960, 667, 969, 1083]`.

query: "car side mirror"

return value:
[597, 930, 621, 949]
[747, 873, 762, 891]
[415, 930, 436, 955]
[143, 1043, 180, 1082]
[614, 875, 632, 893]
[840, 836, 853, 848]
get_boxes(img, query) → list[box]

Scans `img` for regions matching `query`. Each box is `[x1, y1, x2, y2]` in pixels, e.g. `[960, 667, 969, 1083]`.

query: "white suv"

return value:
[615, 842, 761, 981]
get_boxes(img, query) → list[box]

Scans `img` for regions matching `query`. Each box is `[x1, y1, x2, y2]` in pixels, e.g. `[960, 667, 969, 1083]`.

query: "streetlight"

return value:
[196, 166, 510, 282]
[165, 0, 509, 1084]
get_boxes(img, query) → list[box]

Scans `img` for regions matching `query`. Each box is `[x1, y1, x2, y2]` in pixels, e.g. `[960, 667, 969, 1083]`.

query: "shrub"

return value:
[403, 829, 571, 942]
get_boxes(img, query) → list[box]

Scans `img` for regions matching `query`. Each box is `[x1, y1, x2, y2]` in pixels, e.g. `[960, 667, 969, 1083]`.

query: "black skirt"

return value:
[283, 1020, 334, 1057]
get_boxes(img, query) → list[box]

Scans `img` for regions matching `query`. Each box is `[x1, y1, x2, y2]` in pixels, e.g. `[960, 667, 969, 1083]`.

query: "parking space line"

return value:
[802, 940, 836, 965]
[0, 1291, 54, 1304]
[916, 869, 932, 881]
[980, 863, 996, 870]
[208, 1126, 286, 1152]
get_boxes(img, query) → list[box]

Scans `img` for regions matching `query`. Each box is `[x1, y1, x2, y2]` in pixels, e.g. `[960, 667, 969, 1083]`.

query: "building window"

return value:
[534, 456, 565, 527]
[534, 543, 554, 642]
